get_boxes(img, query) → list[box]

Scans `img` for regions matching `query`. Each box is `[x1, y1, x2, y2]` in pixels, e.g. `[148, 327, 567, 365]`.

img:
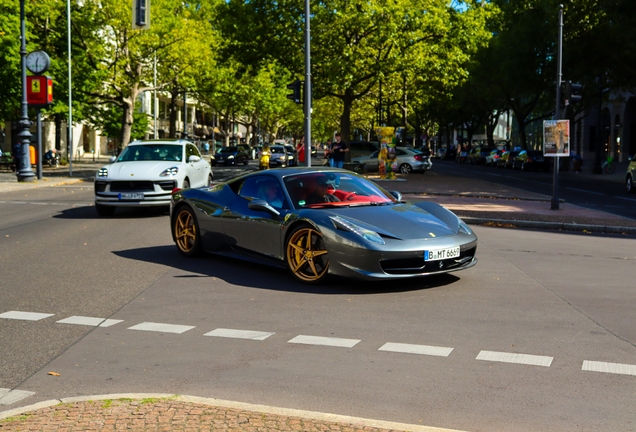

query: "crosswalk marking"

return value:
[476, 350, 553, 367]
[204, 328, 274, 340]
[288, 335, 361, 348]
[582, 360, 636, 376]
[0, 389, 35, 405]
[128, 322, 195, 334]
[56, 316, 123, 327]
[379, 342, 453, 357]
[0, 311, 54, 321]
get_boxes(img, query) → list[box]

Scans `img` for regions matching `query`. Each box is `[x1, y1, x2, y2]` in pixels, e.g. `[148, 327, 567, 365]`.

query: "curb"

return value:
[0, 393, 467, 432]
[463, 217, 636, 235]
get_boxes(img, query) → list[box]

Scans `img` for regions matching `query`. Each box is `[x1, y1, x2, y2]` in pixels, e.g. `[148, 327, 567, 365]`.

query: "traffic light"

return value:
[133, 0, 150, 29]
[286, 80, 302, 104]
[563, 80, 582, 105]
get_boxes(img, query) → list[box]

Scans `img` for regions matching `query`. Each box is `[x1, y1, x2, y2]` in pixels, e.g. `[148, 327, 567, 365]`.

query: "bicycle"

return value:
[591, 156, 616, 174]
[602, 156, 616, 174]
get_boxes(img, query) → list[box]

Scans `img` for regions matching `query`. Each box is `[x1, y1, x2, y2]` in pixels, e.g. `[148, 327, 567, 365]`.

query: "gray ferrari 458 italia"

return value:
[170, 168, 477, 283]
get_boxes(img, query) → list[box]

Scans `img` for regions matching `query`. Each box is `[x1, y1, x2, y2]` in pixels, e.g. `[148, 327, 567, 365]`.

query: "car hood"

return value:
[104, 161, 182, 178]
[306, 202, 459, 239]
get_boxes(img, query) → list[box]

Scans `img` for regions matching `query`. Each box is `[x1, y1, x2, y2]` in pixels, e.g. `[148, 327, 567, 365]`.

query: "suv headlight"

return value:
[160, 167, 179, 177]
[97, 168, 108, 177]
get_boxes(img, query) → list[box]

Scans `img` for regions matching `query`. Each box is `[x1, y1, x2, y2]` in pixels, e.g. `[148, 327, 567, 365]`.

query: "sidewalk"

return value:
[0, 394, 464, 432]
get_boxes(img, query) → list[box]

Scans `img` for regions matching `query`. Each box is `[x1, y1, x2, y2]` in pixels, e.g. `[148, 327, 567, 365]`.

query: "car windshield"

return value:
[270, 146, 285, 154]
[116, 144, 182, 162]
[220, 146, 238, 153]
[283, 172, 396, 209]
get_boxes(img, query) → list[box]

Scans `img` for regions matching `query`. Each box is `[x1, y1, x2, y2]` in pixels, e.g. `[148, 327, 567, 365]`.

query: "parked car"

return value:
[468, 147, 493, 165]
[352, 147, 433, 174]
[268, 145, 289, 168]
[170, 168, 477, 283]
[497, 150, 519, 169]
[485, 149, 503, 167]
[214, 146, 249, 166]
[512, 150, 549, 171]
[94, 139, 213, 216]
[626, 155, 636, 194]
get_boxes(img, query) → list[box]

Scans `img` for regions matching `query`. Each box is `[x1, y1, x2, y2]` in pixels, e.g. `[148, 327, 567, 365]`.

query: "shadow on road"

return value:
[55, 205, 169, 220]
[113, 245, 461, 295]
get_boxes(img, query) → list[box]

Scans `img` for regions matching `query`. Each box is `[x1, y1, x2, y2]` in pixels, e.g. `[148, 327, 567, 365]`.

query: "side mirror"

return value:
[389, 191, 403, 201]
[248, 199, 281, 218]
[188, 155, 201, 163]
[109, 156, 116, 163]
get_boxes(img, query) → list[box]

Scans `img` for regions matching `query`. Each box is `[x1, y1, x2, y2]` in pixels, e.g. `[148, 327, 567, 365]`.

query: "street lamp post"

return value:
[17, 0, 35, 182]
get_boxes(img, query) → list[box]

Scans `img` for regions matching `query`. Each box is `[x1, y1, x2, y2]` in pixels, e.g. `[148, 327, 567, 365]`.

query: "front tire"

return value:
[286, 225, 329, 283]
[627, 175, 636, 194]
[173, 206, 202, 256]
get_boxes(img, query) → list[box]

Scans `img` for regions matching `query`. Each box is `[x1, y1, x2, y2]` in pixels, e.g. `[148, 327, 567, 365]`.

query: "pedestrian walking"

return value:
[203, 142, 210, 155]
[331, 132, 348, 168]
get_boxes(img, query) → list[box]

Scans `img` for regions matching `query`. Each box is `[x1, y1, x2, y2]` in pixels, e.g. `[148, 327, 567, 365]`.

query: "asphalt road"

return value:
[1, 175, 636, 432]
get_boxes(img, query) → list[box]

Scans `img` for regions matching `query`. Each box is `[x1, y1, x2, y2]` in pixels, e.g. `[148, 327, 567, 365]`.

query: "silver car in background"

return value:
[352, 147, 432, 174]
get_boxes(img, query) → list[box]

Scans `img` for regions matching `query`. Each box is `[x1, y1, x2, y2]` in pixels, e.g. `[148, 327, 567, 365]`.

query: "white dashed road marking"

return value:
[288, 335, 361, 348]
[378, 342, 453, 357]
[0, 389, 35, 405]
[204, 328, 274, 340]
[0, 311, 54, 321]
[128, 322, 195, 334]
[582, 361, 636, 376]
[56, 316, 123, 327]
[476, 350, 553, 367]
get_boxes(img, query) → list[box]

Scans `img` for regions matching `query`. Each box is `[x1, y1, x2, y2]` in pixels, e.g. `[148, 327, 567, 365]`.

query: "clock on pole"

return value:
[26, 50, 51, 75]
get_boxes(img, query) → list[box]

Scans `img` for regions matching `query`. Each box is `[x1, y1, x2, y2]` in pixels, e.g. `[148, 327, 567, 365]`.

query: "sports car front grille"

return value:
[109, 181, 154, 192]
[380, 246, 476, 275]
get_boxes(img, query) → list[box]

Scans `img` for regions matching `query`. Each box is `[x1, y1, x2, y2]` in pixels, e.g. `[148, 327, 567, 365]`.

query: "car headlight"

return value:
[97, 168, 108, 177]
[160, 167, 179, 177]
[458, 220, 473, 235]
[228, 155, 234, 159]
[330, 216, 385, 245]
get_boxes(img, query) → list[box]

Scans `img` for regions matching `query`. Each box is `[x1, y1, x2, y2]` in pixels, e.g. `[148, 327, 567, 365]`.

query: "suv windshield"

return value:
[117, 144, 182, 162]
[220, 146, 238, 153]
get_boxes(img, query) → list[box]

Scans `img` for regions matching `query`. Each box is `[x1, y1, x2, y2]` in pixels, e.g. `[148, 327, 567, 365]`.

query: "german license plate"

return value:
[118, 192, 144, 200]
[425, 246, 460, 261]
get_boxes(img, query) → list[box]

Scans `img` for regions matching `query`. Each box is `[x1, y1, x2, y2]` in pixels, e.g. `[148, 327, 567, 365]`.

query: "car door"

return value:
[221, 175, 288, 259]
[185, 143, 207, 186]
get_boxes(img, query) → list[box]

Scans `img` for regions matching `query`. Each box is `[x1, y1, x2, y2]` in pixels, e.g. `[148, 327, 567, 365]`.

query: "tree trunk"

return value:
[120, 97, 134, 147]
[169, 89, 179, 138]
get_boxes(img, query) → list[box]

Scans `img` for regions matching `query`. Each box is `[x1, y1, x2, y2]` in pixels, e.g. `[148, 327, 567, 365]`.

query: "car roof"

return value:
[128, 139, 191, 146]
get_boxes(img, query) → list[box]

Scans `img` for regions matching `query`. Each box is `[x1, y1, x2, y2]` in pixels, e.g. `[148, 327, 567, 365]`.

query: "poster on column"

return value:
[543, 120, 569, 157]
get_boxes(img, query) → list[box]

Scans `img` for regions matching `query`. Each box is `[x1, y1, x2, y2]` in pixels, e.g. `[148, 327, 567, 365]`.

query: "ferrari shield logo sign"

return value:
[543, 120, 570, 157]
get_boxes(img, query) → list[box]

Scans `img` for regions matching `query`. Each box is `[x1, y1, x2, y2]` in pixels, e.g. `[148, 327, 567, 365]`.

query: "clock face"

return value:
[26, 50, 50, 74]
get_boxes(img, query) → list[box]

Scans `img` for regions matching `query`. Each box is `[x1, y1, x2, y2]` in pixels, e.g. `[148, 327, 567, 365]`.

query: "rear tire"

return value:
[399, 163, 413, 174]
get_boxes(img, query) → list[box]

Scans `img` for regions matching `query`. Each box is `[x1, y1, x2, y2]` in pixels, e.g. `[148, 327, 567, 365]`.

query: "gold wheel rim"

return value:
[286, 227, 329, 282]
[175, 209, 197, 253]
